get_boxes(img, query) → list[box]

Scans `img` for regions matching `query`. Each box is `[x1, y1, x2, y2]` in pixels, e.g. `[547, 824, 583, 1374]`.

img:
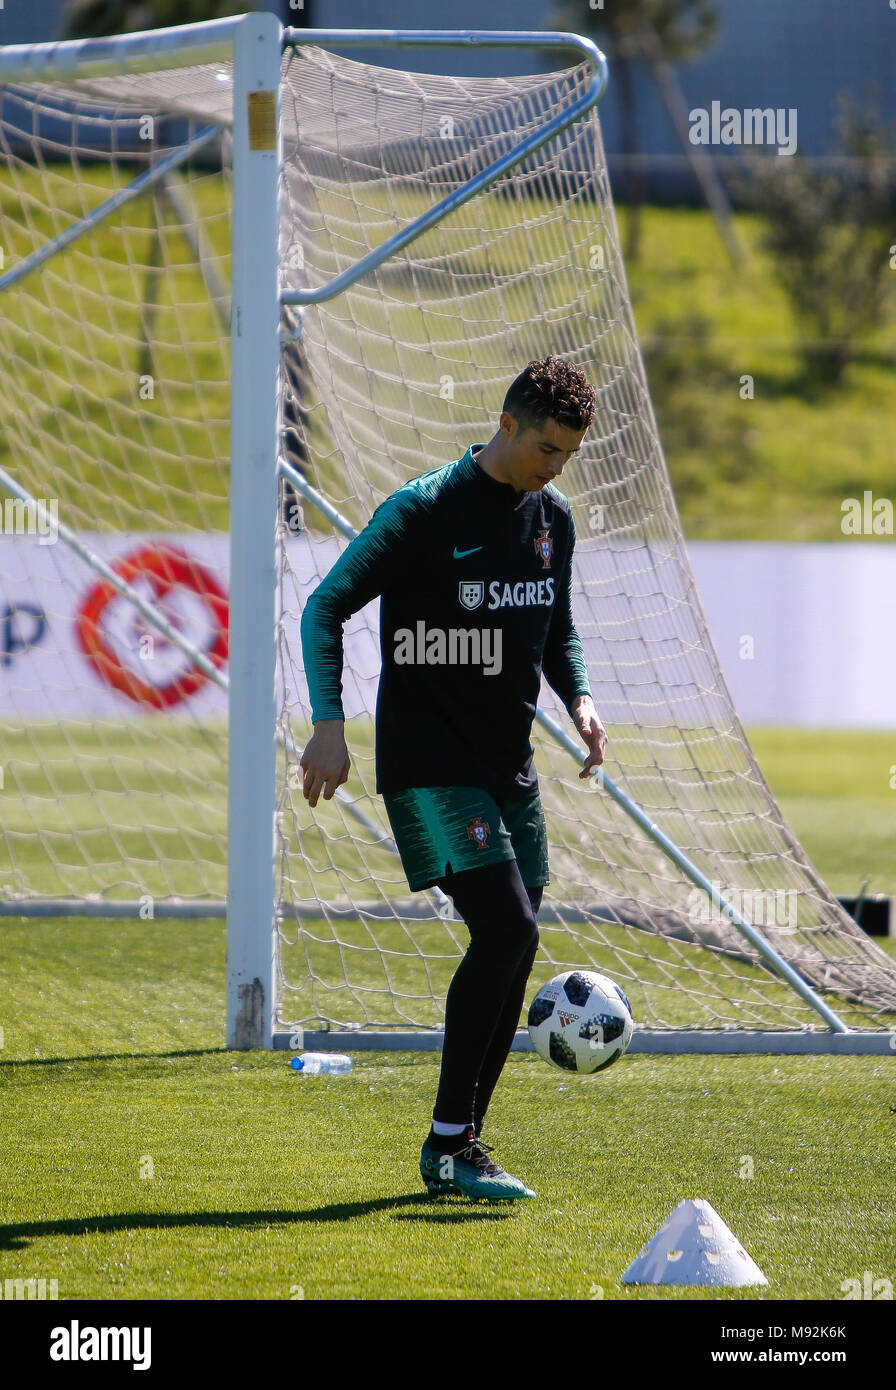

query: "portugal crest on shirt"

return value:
[534, 527, 553, 570]
[458, 581, 484, 611]
[466, 816, 491, 848]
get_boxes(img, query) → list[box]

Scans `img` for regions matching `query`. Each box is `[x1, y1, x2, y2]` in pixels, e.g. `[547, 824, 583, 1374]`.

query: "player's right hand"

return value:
[300, 720, 350, 807]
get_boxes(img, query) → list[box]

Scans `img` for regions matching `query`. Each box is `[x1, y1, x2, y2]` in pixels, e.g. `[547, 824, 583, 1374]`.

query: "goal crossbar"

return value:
[0, 15, 244, 83]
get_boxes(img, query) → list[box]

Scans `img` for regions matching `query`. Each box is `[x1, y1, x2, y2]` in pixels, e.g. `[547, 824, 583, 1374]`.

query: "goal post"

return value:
[226, 11, 280, 1051]
[1, 20, 895, 1053]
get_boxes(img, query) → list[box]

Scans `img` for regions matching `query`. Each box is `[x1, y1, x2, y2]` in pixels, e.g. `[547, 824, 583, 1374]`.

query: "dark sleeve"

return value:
[300, 489, 424, 722]
[541, 512, 592, 710]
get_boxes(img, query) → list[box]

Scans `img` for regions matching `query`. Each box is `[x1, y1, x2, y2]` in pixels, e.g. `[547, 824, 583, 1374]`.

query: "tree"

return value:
[548, 0, 719, 260]
[61, 0, 252, 37]
[744, 95, 896, 385]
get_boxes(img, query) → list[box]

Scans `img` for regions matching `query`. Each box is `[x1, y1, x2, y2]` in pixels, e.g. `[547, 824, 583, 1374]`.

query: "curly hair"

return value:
[502, 356, 595, 434]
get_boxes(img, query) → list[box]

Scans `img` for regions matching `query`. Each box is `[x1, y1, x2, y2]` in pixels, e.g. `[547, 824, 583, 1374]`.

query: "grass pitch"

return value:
[1, 723, 894, 1301]
[1, 1019, 894, 1301]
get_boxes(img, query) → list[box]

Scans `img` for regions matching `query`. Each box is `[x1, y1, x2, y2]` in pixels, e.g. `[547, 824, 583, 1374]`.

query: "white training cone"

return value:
[621, 1198, 768, 1286]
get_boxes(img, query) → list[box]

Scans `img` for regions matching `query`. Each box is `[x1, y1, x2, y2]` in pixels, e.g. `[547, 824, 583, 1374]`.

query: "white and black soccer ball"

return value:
[527, 970, 634, 1074]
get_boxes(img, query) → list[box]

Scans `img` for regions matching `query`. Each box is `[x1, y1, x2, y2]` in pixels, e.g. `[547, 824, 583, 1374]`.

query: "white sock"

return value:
[432, 1120, 469, 1136]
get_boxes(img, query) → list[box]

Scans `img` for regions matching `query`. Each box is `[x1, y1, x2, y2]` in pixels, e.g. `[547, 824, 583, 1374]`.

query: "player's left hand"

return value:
[570, 694, 609, 778]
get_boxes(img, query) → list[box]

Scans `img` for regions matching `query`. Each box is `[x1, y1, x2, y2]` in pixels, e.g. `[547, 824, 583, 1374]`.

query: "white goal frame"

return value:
[0, 15, 891, 1055]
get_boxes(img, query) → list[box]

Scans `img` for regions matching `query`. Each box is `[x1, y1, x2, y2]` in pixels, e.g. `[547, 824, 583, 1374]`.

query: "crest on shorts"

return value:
[458, 580, 484, 611]
[534, 528, 553, 570]
[466, 816, 491, 848]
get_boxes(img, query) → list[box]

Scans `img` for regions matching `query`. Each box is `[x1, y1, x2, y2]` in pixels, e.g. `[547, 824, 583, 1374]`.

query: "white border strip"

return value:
[276, 1029, 896, 1056]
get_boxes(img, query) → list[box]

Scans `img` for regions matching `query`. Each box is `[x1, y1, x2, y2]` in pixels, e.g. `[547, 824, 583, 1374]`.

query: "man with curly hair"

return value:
[300, 356, 608, 1201]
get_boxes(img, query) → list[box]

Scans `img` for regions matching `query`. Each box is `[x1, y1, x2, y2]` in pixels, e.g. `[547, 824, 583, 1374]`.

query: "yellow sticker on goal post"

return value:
[247, 91, 277, 151]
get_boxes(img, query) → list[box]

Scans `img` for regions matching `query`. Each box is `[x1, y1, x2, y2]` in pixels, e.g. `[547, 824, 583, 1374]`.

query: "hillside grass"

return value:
[1, 159, 893, 540]
[622, 207, 896, 539]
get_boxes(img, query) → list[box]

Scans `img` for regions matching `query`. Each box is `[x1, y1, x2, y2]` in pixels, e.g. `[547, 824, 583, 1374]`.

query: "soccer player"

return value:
[300, 356, 608, 1201]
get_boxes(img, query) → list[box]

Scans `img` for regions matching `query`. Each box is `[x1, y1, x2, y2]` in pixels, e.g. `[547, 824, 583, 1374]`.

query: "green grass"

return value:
[622, 207, 896, 539]
[1, 724, 895, 1300]
[2, 1035, 895, 1300]
[4, 722, 891, 898]
[749, 728, 896, 897]
[3, 723, 894, 1033]
[0, 162, 231, 531]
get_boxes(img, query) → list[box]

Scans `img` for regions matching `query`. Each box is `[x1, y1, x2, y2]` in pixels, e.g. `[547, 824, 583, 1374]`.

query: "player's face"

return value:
[501, 413, 587, 492]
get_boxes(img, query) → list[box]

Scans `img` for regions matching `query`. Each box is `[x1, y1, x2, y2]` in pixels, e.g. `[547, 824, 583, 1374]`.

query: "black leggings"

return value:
[432, 858, 542, 1134]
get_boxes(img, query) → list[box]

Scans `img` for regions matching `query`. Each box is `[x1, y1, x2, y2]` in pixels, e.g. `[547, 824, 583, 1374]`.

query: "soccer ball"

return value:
[527, 970, 634, 1074]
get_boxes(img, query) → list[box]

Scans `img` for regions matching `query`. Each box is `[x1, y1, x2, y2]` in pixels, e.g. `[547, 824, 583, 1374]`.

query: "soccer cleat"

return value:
[419, 1126, 536, 1202]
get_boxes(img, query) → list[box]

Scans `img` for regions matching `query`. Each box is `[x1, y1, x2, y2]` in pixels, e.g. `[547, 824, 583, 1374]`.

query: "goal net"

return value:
[1, 21, 894, 1044]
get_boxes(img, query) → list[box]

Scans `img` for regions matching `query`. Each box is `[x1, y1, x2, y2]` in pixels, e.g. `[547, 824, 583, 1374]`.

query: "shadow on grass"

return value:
[0, 1048, 227, 1069]
[0, 1197, 513, 1249]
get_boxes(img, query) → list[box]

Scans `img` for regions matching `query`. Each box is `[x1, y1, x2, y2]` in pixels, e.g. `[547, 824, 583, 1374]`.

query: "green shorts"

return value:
[383, 785, 549, 893]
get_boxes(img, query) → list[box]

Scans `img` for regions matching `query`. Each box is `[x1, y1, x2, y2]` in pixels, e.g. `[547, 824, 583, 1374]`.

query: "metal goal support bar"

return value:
[276, 1029, 892, 1056]
[0, 126, 220, 296]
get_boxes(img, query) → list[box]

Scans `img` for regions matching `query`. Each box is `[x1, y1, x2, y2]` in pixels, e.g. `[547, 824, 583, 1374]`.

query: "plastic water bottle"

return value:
[290, 1052, 352, 1075]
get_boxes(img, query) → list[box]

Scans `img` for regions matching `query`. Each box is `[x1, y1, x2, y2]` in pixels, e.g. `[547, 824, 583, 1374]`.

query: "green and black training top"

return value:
[300, 444, 592, 798]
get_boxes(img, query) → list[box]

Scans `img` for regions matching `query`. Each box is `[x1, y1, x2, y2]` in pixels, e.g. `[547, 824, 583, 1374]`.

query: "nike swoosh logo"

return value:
[453, 546, 483, 559]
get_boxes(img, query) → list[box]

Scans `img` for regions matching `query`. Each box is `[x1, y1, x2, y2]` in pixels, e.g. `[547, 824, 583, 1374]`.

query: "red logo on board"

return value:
[75, 544, 229, 709]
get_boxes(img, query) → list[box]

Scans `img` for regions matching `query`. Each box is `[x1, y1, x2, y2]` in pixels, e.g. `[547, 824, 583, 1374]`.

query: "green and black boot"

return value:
[420, 1125, 536, 1202]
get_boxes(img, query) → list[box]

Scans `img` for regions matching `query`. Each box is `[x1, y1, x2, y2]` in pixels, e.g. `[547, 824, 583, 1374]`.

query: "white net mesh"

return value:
[0, 83, 231, 908]
[1, 39, 894, 1033]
